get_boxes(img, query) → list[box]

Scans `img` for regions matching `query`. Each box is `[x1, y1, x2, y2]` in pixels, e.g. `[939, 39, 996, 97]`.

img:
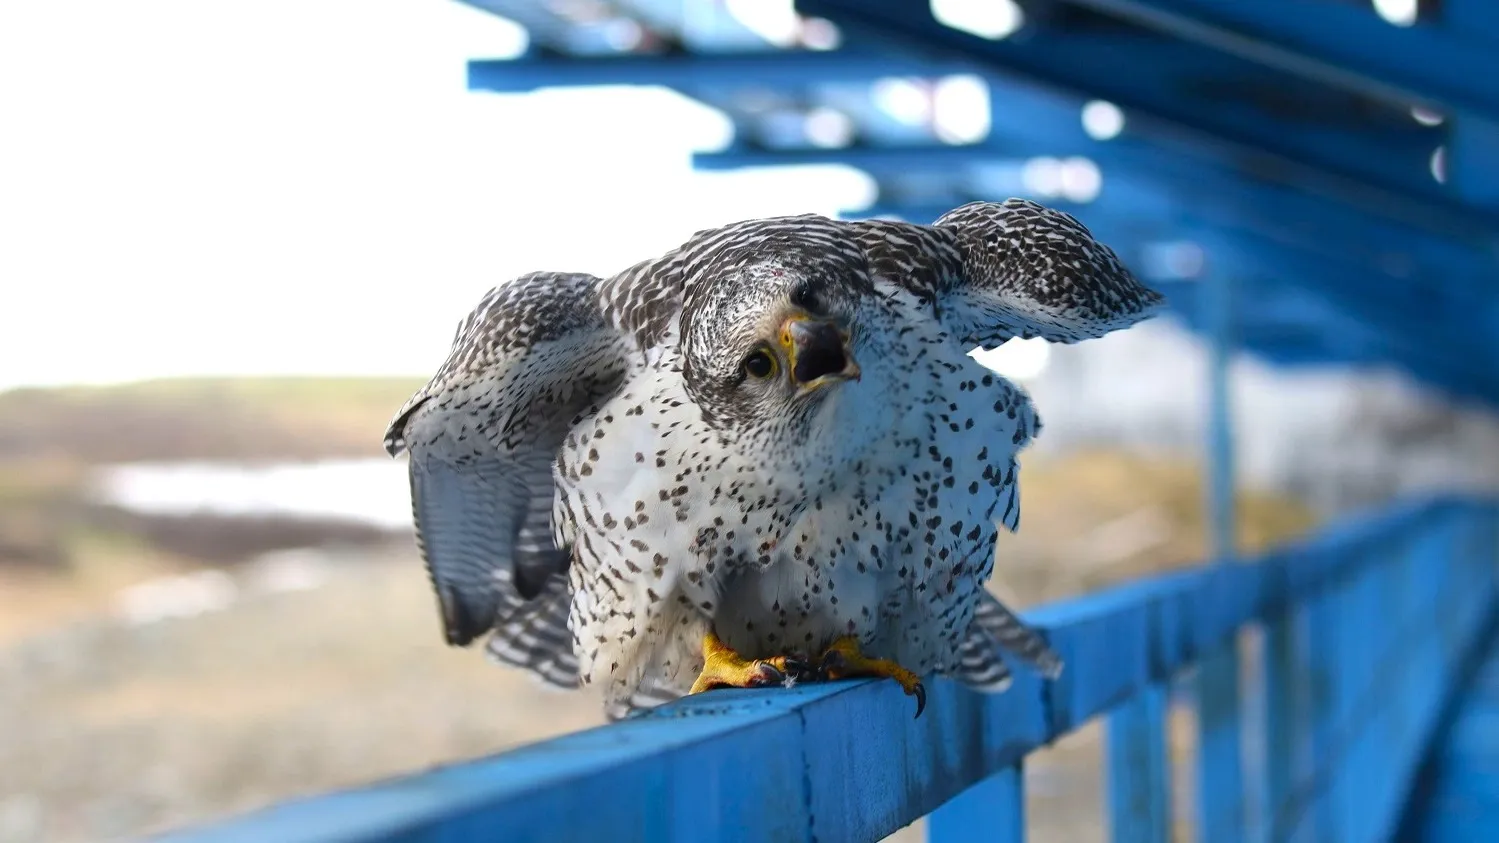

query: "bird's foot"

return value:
[688, 631, 808, 694]
[817, 635, 927, 718]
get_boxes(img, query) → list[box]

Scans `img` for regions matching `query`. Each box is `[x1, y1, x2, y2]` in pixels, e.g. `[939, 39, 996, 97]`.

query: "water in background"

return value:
[91, 459, 411, 529]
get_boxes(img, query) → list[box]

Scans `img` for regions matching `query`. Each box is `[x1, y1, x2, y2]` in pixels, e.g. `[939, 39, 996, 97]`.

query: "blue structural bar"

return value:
[1058, 0, 1499, 209]
[1402, 615, 1499, 840]
[927, 765, 1026, 843]
[145, 498, 1495, 843]
[843, 199, 1499, 406]
[1194, 265, 1246, 843]
[1106, 684, 1171, 843]
[1448, 118, 1499, 208]
[1143, 237, 1498, 408]
[1199, 651, 1247, 840]
[1259, 597, 1302, 843]
[693, 143, 1496, 297]
[794, 0, 1488, 220]
[464, 47, 1487, 249]
[1264, 506, 1499, 841]
[1305, 575, 1341, 842]
[464, 47, 1499, 260]
[460, 0, 613, 52]
[1058, 0, 1499, 122]
[467, 48, 983, 93]
[1447, 0, 1499, 45]
[1202, 269, 1235, 563]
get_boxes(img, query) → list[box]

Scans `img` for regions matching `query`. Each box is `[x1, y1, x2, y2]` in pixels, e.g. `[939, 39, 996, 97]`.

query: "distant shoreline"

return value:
[0, 375, 425, 465]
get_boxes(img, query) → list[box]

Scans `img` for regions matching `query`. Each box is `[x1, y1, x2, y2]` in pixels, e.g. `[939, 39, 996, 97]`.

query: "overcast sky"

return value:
[0, 0, 879, 388]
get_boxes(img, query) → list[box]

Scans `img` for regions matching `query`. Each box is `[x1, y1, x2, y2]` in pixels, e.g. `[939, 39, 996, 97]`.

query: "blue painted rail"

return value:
[148, 495, 1498, 843]
[1401, 600, 1499, 841]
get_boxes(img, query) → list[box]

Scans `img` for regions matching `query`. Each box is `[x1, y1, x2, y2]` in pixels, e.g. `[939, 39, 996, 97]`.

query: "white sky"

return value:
[0, 0, 877, 389]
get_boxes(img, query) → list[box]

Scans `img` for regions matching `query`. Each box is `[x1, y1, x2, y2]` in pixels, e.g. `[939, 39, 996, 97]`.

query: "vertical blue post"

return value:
[927, 764, 1026, 843]
[1195, 264, 1245, 843]
[1260, 605, 1300, 843]
[1204, 266, 1236, 576]
[1302, 583, 1338, 843]
[1107, 683, 1172, 843]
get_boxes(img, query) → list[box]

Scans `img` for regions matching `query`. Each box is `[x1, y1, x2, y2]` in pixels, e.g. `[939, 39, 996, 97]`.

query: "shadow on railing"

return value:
[149, 496, 1499, 843]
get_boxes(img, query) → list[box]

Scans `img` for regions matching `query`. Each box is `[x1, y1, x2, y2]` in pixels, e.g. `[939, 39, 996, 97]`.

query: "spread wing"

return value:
[383, 271, 635, 651]
[853, 198, 1165, 348]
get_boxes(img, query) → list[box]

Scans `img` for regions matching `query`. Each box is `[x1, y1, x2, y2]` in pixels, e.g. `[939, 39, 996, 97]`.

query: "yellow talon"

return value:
[819, 635, 928, 717]
[688, 631, 797, 694]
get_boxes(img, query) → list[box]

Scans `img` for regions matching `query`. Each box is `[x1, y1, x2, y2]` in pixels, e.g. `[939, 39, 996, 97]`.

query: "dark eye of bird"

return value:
[743, 348, 776, 380]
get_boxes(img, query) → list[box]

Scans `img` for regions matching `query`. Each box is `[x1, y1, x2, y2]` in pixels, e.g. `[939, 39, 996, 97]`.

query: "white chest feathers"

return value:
[552, 313, 1038, 706]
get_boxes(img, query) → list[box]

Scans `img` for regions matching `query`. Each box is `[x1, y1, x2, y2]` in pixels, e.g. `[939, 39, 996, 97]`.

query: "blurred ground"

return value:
[0, 377, 421, 465]
[0, 377, 1319, 843]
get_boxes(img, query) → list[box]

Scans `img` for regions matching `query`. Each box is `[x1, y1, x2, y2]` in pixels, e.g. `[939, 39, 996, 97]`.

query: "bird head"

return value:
[677, 232, 878, 434]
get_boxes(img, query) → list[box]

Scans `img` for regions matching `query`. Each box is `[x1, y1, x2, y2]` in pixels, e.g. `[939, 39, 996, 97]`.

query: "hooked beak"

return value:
[778, 314, 861, 389]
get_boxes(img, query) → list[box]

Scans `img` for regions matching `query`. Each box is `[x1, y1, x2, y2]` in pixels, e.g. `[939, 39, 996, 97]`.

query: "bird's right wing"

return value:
[384, 271, 637, 650]
[852, 198, 1165, 349]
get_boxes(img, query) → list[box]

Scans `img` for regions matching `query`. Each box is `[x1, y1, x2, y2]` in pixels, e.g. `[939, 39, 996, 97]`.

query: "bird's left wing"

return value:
[384, 271, 636, 652]
[852, 198, 1165, 348]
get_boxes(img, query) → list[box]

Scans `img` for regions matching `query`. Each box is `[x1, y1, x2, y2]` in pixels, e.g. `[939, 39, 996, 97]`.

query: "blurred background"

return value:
[2, 1, 1497, 842]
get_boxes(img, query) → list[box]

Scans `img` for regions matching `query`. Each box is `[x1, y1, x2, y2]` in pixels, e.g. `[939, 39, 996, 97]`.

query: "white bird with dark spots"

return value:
[385, 198, 1165, 720]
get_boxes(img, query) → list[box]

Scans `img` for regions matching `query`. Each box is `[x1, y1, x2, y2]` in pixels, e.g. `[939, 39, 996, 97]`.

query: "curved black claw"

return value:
[781, 656, 816, 685]
[816, 647, 926, 717]
[743, 661, 789, 688]
[815, 649, 847, 680]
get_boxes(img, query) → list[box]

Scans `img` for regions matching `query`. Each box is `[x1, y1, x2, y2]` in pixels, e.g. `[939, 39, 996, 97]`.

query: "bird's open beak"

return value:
[778, 314, 861, 389]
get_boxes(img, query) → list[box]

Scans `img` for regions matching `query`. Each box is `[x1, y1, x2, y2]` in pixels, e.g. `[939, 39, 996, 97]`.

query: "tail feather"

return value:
[604, 676, 685, 722]
[950, 629, 1014, 692]
[949, 591, 1064, 691]
[974, 590, 1064, 679]
[484, 572, 579, 690]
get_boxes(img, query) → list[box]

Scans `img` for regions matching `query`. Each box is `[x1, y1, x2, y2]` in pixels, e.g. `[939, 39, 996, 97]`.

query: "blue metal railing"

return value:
[149, 496, 1498, 843]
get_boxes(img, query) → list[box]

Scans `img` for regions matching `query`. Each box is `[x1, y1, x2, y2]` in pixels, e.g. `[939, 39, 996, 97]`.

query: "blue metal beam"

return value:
[854, 195, 1465, 339]
[456, 14, 1499, 401]
[1447, 0, 1499, 45]
[1202, 267, 1236, 562]
[795, 0, 1492, 220]
[1449, 119, 1499, 208]
[468, 46, 983, 92]
[133, 499, 1499, 843]
[1053, 0, 1499, 209]
[1106, 684, 1172, 843]
[695, 143, 1497, 295]
[465, 49, 1499, 262]
[854, 202, 1499, 405]
[1195, 260, 1245, 843]
[460, 0, 614, 54]
[1151, 233, 1499, 397]
[1054, 0, 1499, 122]
[927, 765, 1026, 842]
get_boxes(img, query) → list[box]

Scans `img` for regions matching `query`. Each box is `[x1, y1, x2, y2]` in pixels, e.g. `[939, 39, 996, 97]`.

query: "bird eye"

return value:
[742, 348, 777, 380]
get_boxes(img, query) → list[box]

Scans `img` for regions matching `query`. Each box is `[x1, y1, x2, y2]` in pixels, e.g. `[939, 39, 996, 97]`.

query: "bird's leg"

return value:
[688, 631, 805, 694]
[817, 635, 927, 717]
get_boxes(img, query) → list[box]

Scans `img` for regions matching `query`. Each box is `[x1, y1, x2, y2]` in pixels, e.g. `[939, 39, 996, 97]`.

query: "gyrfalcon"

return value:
[384, 199, 1164, 720]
